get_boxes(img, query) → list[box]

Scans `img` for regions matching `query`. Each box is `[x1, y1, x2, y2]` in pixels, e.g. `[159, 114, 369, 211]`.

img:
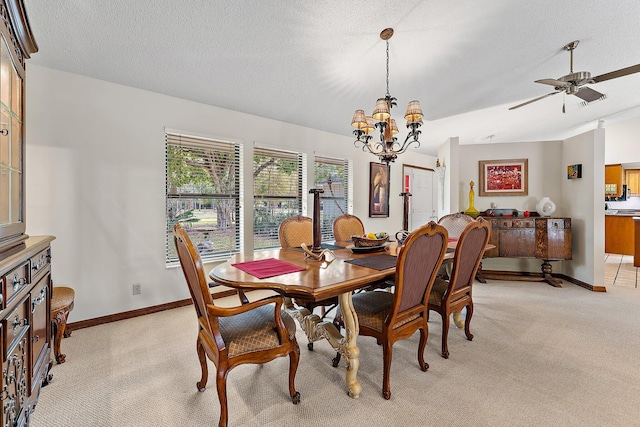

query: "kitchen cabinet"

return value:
[605, 164, 624, 198]
[625, 169, 640, 196]
[605, 215, 634, 255]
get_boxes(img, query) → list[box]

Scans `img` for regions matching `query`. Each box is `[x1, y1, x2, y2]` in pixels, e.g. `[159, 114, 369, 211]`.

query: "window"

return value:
[166, 132, 242, 264]
[253, 147, 305, 249]
[314, 155, 351, 240]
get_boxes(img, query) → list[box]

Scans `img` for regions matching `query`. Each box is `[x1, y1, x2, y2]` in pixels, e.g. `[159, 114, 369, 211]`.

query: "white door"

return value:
[405, 167, 437, 231]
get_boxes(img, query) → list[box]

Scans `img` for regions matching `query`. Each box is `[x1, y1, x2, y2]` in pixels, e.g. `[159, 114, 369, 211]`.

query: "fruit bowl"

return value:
[351, 235, 389, 248]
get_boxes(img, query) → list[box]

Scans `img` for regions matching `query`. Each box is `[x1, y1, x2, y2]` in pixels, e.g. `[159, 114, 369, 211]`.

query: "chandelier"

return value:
[351, 28, 423, 165]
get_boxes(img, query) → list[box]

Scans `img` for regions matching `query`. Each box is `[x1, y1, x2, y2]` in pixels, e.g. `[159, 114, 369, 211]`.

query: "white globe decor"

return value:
[536, 197, 556, 217]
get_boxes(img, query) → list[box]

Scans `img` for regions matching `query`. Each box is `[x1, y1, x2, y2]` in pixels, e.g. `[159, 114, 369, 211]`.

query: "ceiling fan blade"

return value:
[535, 78, 570, 87]
[573, 86, 606, 103]
[509, 91, 561, 110]
[593, 64, 640, 83]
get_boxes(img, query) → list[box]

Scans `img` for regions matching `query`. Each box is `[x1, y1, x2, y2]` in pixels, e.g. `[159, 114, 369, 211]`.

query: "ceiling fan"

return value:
[509, 40, 640, 112]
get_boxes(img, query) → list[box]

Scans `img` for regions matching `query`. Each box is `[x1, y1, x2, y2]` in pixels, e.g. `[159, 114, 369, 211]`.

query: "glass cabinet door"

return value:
[0, 33, 23, 229]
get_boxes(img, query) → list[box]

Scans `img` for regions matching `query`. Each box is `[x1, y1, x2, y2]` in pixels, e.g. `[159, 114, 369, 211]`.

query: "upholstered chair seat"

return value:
[219, 306, 297, 358]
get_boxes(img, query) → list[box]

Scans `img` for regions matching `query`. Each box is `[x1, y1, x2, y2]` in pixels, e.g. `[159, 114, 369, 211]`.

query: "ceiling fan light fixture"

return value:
[509, 40, 640, 113]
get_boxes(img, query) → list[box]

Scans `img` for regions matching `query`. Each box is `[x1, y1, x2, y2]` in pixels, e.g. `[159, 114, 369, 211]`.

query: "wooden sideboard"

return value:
[1, 236, 54, 426]
[481, 216, 572, 287]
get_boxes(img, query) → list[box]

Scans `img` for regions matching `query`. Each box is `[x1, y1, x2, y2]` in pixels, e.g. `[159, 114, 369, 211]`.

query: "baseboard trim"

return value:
[66, 288, 239, 332]
[480, 269, 605, 292]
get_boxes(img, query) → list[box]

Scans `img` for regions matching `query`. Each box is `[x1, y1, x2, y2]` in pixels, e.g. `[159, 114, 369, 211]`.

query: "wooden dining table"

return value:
[209, 240, 465, 398]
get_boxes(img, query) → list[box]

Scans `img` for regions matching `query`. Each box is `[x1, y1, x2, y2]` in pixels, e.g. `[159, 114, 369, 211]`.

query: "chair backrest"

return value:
[438, 213, 474, 239]
[332, 213, 365, 245]
[447, 217, 491, 298]
[173, 223, 215, 329]
[390, 222, 448, 316]
[278, 215, 313, 248]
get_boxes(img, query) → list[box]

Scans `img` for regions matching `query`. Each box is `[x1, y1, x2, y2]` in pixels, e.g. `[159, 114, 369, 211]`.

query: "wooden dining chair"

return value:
[333, 213, 389, 292]
[428, 217, 491, 359]
[437, 212, 475, 238]
[278, 215, 313, 249]
[437, 212, 477, 286]
[333, 222, 448, 399]
[332, 213, 365, 247]
[173, 223, 300, 427]
[278, 215, 339, 348]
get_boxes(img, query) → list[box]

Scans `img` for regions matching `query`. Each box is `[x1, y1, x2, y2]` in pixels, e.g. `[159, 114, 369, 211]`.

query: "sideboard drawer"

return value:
[2, 262, 30, 308]
[498, 219, 534, 228]
[4, 296, 29, 357]
[30, 247, 51, 282]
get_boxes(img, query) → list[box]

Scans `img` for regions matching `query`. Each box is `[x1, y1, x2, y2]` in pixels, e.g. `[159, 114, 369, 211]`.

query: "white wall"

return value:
[457, 138, 601, 280]
[604, 115, 640, 165]
[561, 130, 605, 287]
[25, 65, 436, 322]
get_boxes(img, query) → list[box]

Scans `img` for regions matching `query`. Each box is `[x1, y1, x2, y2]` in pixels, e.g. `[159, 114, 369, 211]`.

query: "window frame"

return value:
[165, 131, 242, 265]
[313, 155, 352, 241]
[253, 146, 306, 250]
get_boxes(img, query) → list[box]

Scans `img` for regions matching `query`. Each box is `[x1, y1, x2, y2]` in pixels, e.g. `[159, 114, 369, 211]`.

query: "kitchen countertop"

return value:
[605, 209, 640, 216]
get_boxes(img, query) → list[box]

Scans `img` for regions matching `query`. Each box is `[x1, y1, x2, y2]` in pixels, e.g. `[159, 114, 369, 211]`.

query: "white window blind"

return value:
[253, 147, 304, 249]
[166, 132, 242, 264]
[314, 155, 350, 240]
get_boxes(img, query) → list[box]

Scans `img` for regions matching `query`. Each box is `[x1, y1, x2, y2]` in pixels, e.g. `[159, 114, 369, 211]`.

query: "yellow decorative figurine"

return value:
[464, 181, 479, 218]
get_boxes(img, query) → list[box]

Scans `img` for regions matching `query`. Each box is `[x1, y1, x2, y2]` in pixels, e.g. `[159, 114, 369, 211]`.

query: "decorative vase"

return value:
[536, 197, 556, 217]
[464, 181, 480, 218]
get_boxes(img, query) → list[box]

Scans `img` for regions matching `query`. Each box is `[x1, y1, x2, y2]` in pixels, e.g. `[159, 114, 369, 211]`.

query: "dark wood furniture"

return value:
[51, 286, 75, 364]
[428, 218, 490, 359]
[1, 236, 54, 426]
[482, 216, 571, 287]
[209, 240, 469, 399]
[174, 224, 300, 427]
[333, 222, 448, 399]
[0, 2, 54, 426]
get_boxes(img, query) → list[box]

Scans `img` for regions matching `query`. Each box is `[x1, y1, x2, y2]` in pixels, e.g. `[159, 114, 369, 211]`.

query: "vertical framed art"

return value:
[369, 162, 389, 217]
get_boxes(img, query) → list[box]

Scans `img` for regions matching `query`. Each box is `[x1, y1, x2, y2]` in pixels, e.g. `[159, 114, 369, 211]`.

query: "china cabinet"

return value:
[0, 2, 54, 426]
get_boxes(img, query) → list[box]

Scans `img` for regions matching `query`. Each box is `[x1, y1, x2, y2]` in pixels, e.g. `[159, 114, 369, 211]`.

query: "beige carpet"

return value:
[31, 280, 640, 427]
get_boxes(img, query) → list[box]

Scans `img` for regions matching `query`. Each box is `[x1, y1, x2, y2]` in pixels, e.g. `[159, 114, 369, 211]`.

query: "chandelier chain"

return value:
[385, 39, 390, 98]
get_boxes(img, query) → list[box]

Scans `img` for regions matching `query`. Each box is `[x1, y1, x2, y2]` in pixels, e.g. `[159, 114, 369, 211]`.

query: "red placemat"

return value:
[231, 258, 305, 279]
[448, 238, 458, 242]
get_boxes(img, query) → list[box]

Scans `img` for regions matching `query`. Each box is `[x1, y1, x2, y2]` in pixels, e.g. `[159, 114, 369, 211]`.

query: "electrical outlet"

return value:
[132, 283, 142, 295]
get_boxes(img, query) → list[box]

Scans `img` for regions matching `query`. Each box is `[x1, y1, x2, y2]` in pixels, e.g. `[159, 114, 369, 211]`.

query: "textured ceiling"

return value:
[23, 0, 640, 155]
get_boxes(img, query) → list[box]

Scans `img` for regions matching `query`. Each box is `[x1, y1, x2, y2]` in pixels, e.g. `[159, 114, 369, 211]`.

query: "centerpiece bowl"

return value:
[351, 235, 389, 248]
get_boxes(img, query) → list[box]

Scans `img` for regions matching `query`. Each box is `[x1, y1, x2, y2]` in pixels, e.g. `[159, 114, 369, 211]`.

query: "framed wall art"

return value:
[369, 162, 389, 217]
[479, 158, 528, 196]
[567, 164, 582, 179]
